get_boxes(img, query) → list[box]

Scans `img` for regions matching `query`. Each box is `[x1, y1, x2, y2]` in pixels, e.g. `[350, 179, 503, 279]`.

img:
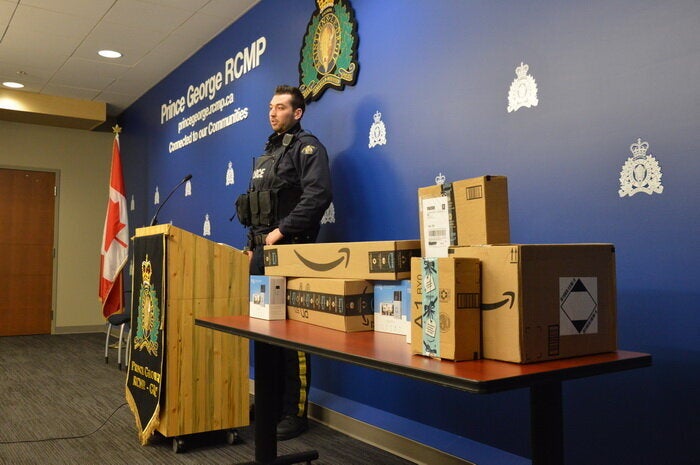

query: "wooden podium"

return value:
[130, 225, 249, 450]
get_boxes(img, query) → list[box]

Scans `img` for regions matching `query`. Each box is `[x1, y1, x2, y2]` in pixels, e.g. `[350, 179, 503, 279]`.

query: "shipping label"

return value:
[559, 277, 598, 335]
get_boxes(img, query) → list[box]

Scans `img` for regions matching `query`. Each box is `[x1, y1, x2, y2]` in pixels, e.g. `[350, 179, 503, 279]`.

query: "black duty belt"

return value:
[252, 234, 267, 246]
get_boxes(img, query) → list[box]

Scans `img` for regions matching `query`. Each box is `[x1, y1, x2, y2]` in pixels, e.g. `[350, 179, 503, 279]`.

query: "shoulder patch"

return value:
[301, 144, 317, 155]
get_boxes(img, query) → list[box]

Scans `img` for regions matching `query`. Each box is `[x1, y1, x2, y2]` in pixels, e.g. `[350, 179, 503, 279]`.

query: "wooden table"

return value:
[195, 316, 652, 465]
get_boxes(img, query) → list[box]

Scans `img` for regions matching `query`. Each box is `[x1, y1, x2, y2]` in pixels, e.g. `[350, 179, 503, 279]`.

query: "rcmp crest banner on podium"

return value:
[126, 234, 166, 445]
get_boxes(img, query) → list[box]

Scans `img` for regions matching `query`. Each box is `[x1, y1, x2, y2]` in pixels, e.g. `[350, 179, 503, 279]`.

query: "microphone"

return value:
[149, 174, 192, 226]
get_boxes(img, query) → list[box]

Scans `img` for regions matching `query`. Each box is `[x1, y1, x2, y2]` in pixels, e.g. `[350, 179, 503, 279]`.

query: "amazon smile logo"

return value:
[481, 291, 516, 311]
[294, 247, 350, 272]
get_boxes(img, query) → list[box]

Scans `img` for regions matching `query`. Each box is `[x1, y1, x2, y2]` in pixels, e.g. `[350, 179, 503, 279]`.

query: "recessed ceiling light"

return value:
[2, 82, 24, 89]
[98, 50, 122, 58]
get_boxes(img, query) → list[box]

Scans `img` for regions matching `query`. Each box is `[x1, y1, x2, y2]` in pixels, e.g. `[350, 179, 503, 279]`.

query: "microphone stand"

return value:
[149, 174, 192, 226]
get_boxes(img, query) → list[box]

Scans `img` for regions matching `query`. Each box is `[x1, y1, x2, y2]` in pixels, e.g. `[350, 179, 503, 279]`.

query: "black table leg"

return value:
[530, 381, 564, 465]
[241, 341, 318, 465]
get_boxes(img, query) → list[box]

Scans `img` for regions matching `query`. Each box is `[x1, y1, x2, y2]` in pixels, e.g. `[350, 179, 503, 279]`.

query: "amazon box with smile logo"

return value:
[263, 240, 421, 280]
[286, 278, 374, 332]
[450, 244, 617, 363]
[410, 257, 481, 361]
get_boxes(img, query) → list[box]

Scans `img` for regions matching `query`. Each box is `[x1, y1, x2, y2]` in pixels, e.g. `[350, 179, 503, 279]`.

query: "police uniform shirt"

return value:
[247, 123, 332, 247]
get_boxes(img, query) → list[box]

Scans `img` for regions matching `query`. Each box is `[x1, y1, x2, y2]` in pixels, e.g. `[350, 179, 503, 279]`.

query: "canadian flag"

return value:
[99, 130, 129, 318]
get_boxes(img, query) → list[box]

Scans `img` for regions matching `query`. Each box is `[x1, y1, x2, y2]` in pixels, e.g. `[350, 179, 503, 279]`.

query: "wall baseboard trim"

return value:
[249, 380, 473, 465]
[307, 402, 475, 465]
[54, 324, 106, 334]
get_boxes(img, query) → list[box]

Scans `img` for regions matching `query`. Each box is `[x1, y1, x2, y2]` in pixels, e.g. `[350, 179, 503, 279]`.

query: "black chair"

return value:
[104, 312, 131, 370]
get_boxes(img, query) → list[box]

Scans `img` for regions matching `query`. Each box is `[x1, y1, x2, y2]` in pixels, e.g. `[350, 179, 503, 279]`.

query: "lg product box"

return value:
[249, 275, 286, 320]
[450, 244, 617, 363]
[410, 257, 481, 361]
[418, 175, 509, 257]
[264, 240, 420, 280]
[374, 280, 411, 336]
[286, 277, 374, 332]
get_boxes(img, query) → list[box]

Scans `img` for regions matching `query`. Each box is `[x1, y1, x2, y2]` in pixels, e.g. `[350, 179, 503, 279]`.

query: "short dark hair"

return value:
[274, 85, 306, 114]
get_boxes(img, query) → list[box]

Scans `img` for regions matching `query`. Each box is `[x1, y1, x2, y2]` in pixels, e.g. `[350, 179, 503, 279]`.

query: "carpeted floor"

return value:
[0, 333, 414, 465]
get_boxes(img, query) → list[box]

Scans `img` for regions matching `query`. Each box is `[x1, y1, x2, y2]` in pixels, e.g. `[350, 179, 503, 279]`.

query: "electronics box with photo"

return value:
[374, 280, 411, 337]
[249, 275, 286, 320]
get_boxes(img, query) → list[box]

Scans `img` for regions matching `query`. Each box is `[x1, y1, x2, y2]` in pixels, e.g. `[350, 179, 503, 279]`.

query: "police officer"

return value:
[237, 85, 332, 440]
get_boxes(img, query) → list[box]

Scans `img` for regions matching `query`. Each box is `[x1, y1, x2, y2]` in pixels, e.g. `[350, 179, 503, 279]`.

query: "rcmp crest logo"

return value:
[133, 255, 161, 356]
[368, 111, 386, 148]
[619, 138, 664, 197]
[299, 0, 359, 101]
[507, 62, 539, 113]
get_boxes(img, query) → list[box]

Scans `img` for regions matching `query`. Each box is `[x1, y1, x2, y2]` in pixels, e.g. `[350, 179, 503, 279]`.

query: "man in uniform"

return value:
[237, 85, 332, 440]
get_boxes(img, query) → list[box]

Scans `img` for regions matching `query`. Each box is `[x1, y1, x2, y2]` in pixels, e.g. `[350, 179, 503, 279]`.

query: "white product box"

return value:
[374, 280, 411, 337]
[249, 275, 286, 320]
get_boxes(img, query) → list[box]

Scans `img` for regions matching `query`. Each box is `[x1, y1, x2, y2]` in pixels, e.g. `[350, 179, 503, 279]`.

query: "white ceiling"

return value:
[0, 0, 259, 118]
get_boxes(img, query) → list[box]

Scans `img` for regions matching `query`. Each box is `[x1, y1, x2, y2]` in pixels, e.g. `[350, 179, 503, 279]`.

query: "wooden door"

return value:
[0, 168, 56, 336]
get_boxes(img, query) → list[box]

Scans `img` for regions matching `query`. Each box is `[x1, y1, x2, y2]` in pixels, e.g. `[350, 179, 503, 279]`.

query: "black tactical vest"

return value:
[236, 132, 304, 227]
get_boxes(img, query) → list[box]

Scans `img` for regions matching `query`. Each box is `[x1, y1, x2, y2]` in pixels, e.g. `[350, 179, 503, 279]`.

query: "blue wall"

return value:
[120, 1, 700, 463]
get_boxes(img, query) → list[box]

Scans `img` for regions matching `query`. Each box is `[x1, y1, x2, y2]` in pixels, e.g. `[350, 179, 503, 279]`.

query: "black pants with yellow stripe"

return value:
[251, 245, 310, 419]
[277, 348, 310, 418]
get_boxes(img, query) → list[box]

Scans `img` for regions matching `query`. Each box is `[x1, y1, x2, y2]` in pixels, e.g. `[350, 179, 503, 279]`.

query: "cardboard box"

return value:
[374, 280, 411, 336]
[450, 244, 617, 363]
[249, 275, 286, 320]
[410, 257, 481, 361]
[286, 278, 374, 332]
[264, 240, 420, 280]
[418, 175, 510, 257]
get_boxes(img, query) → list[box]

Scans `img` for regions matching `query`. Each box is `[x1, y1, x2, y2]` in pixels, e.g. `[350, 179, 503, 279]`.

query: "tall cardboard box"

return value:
[418, 175, 509, 257]
[264, 240, 420, 280]
[286, 277, 374, 332]
[450, 244, 617, 363]
[410, 257, 481, 361]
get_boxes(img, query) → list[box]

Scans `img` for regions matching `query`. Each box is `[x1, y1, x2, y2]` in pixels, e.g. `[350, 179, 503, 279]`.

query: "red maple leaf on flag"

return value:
[103, 198, 128, 251]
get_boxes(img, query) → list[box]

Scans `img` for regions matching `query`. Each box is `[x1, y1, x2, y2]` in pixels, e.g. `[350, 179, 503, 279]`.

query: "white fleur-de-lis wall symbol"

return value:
[226, 161, 235, 186]
[321, 202, 336, 224]
[203, 214, 211, 237]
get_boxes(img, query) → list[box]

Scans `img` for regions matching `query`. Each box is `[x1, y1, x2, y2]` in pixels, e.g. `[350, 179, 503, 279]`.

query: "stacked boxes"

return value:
[413, 175, 617, 363]
[248, 173, 617, 363]
[260, 240, 421, 332]
[408, 175, 509, 361]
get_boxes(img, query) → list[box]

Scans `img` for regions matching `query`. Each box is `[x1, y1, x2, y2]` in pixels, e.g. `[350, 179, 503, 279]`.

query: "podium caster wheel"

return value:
[225, 429, 240, 445]
[172, 437, 186, 453]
